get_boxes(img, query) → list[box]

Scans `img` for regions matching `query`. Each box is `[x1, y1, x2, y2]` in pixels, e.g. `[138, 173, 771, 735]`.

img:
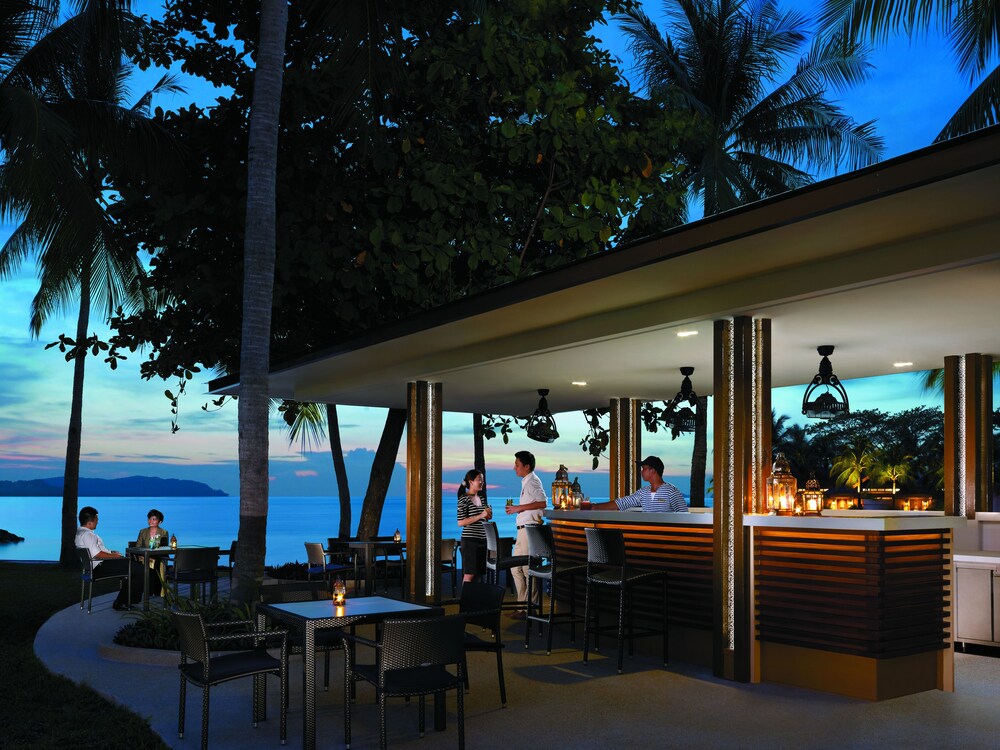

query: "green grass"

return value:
[0, 562, 168, 749]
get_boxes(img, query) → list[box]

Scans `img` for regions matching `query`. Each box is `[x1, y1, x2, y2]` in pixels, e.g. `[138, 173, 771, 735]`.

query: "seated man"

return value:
[584, 456, 688, 512]
[76, 505, 146, 611]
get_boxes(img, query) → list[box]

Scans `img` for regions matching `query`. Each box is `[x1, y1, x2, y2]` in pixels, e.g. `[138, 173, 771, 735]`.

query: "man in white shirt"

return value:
[76, 505, 144, 610]
[505, 450, 546, 619]
[584, 456, 688, 512]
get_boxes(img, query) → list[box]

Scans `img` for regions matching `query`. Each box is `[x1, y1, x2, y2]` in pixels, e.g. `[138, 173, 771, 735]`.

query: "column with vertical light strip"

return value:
[944, 354, 994, 518]
[608, 398, 640, 500]
[406, 381, 442, 603]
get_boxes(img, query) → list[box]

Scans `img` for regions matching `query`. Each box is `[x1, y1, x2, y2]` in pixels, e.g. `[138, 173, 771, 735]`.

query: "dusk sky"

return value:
[0, 2, 989, 500]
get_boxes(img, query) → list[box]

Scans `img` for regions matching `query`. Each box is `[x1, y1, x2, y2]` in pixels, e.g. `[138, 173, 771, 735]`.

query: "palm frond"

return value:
[935, 60, 1000, 140]
[817, 0, 946, 44]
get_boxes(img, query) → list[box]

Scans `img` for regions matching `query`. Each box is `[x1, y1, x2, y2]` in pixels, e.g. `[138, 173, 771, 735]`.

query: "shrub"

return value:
[265, 561, 309, 580]
[113, 597, 255, 650]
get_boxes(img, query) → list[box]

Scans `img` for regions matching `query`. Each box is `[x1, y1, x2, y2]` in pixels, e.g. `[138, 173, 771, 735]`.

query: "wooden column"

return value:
[609, 397, 641, 500]
[713, 317, 769, 682]
[944, 354, 994, 518]
[406, 381, 442, 603]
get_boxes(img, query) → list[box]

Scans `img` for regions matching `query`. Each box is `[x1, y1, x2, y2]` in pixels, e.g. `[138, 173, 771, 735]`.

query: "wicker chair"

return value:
[440, 538, 460, 599]
[171, 610, 288, 750]
[483, 522, 527, 602]
[258, 580, 343, 692]
[524, 525, 585, 655]
[169, 547, 220, 604]
[76, 547, 129, 614]
[344, 614, 466, 749]
[582, 527, 669, 674]
[459, 582, 508, 707]
[305, 542, 352, 589]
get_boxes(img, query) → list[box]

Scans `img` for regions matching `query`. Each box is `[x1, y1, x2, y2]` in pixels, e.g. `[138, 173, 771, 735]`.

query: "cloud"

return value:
[295, 470, 319, 478]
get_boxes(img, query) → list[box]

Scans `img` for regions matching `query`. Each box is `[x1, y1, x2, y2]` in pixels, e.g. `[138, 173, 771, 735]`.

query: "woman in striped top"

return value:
[457, 469, 492, 584]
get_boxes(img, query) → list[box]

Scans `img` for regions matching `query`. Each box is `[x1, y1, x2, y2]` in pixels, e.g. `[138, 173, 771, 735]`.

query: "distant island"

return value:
[0, 476, 228, 497]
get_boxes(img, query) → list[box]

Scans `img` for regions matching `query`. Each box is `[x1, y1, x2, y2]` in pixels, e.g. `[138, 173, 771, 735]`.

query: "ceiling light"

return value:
[802, 346, 849, 420]
[525, 389, 559, 443]
[571, 381, 587, 386]
[893, 361, 913, 368]
[676, 330, 698, 338]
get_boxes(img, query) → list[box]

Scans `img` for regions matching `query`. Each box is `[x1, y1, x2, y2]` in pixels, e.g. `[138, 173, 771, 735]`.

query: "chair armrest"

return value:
[206, 628, 289, 650]
[204, 619, 256, 630]
[341, 631, 378, 650]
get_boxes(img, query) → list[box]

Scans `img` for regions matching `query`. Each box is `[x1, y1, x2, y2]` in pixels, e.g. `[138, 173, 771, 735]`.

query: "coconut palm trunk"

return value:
[327, 403, 353, 539]
[689, 395, 707, 507]
[356, 408, 407, 540]
[231, 0, 288, 605]
[473, 413, 486, 485]
[59, 266, 91, 565]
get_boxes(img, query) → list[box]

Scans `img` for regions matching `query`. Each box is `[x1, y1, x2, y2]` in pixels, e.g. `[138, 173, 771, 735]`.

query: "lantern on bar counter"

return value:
[552, 464, 572, 509]
[799, 472, 825, 515]
[571, 476, 584, 509]
[766, 452, 798, 515]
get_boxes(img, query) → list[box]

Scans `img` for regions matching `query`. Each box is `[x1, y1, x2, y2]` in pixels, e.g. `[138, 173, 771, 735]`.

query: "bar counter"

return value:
[546, 508, 966, 700]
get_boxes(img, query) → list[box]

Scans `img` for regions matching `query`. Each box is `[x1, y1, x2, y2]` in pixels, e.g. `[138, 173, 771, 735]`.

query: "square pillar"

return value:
[944, 354, 994, 517]
[609, 398, 641, 500]
[406, 381, 442, 603]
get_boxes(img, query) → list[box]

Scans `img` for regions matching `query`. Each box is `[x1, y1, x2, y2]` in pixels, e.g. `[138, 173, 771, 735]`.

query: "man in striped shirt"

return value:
[585, 456, 687, 512]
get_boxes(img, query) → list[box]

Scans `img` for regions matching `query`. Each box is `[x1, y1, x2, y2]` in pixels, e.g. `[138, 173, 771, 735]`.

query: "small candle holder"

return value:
[333, 578, 346, 605]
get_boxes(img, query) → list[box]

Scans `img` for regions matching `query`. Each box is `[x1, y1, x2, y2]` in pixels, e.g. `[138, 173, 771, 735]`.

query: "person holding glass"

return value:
[135, 508, 170, 596]
[456, 469, 492, 585]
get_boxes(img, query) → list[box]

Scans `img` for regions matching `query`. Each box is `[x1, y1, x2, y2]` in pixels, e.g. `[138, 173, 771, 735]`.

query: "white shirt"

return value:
[75, 526, 111, 567]
[517, 471, 546, 526]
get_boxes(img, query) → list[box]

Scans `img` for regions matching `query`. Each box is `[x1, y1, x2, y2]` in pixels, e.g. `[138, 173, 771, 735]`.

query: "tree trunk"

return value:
[326, 403, 352, 539]
[473, 413, 486, 493]
[689, 396, 707, 507]
[59, 268, 91, 566]
[232, 0, 288, 605]
[357, 408, 407, 540]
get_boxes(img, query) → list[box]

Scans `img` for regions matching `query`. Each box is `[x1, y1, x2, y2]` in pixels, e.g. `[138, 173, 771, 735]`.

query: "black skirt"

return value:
[460, 537, 487, 576]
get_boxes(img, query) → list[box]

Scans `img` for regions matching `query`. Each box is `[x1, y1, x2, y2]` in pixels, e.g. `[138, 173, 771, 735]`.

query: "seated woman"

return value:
[135, 508, 170, 595]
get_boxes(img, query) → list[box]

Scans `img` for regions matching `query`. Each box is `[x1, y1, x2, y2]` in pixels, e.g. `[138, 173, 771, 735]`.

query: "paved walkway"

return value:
[36, 588, 1000, 749]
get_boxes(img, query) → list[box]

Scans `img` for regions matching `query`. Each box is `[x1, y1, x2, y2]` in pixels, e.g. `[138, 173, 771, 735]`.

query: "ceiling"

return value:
[211, 127, 1000, 415]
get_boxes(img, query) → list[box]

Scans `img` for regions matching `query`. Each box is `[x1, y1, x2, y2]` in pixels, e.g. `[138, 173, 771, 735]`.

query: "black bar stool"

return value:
[484, 522, 527, 608]
[524, 525, 585, 655]
[582, 527, 669, 674]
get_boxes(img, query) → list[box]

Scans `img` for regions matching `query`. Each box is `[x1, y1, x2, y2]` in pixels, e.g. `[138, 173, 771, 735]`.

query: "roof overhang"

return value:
[210, 126, 1000, 415]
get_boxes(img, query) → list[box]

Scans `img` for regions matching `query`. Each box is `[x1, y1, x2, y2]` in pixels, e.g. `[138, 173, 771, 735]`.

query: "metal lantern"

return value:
[526, 389, 559, 443]
[333, 578, 346, 605]
[664, 367, 699, 435]
[766, 452, 798, 515]
[802, 346, 849, 419]
[571, 476, 583, 509]
[799, 472, 825, 515]
[551, 464, 572, 509]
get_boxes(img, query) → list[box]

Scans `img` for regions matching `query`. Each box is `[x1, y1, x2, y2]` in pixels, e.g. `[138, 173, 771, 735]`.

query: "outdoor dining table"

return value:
[346, 539, 406, 596]
[124, 544, 229, 612]
[256, 595, 442, 750]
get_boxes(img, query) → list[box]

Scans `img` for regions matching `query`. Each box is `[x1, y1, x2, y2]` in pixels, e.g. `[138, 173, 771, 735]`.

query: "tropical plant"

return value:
[0, 0, 179, 565]
[618, 0, 885, 216]
[819, 0, 1000, 140]
[831, 438, 876, 499]
[113, 597, 254, 650]
[874, 450, 913, 494]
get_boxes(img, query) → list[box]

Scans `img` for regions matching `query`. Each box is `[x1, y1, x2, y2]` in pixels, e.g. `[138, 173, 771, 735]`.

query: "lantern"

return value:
[332, 578, 346, 605]
[393, 528, 401, 543]
[799, 472, 825, 515]
[526, 389, 559, 443]
[551, 464, 572, 510]
[766, 452, 798, 515]
[571, 476, 584, 509]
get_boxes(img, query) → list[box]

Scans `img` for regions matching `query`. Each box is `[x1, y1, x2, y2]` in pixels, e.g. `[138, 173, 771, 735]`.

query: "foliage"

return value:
[831, 438, 876, 494]
[265, 561, 310, 580]
[113, 597, 255, 650]
[111, 0, 694, 381]
[618, 0, 884, 216]
[0, 562, 166, 748]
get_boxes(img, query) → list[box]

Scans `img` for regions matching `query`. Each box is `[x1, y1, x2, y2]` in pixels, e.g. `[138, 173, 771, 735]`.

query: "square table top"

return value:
[259, 595, 434, 623]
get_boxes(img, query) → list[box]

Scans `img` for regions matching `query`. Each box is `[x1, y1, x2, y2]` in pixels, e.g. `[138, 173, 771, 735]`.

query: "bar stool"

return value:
[483, 522, 527, 608]
[524, 525, 585, 655]
[582, 527, 669, 674]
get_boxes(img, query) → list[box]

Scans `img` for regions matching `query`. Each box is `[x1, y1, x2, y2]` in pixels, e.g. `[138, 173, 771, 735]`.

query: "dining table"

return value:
[256, 595, 442, 750]
[346, 539, 406, 596]
[125, 544, 229, 612]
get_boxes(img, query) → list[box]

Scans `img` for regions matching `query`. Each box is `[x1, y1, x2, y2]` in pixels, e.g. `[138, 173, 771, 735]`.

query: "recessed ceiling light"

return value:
[571, 381, 587, 387]
[893, 361, 913, 368]
[677, 330, 698, 338]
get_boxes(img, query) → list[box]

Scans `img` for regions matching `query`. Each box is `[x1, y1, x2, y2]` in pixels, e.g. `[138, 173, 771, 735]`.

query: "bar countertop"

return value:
[544, 508, 713, 525]
[744, 511, 967, 532]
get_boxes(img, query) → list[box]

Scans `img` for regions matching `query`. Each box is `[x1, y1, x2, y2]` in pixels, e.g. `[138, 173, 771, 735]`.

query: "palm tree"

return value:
[831, 438, 875, 501]
[876, 455, 912, 494]
[819, 0, 1000, 139]
[618, 0, 884, 216]
[0, 1, 179, 565]
[232, 0, 289, 605]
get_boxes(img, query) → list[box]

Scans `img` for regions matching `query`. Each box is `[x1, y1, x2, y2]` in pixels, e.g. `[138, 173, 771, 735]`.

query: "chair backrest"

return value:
[440, 538, 457, 563]
[304, 542, 327, 567]
[327, 538, 353, 563]
[483, 522, 500, 556]
[585, 527, 627, 567]
[259, 580, 330, 604]
[174, 547, 220, 577]
[76, 546, 94, 577]
[228, 539, 237, 563]
[525, 525, 555, 565]
[459, 582, 505, 630]
[379, 615, 466, 676]
[172, 611, 210, 668]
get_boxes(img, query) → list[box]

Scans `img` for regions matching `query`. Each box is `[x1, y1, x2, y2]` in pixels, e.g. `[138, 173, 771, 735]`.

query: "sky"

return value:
[0, 2, 990, 502]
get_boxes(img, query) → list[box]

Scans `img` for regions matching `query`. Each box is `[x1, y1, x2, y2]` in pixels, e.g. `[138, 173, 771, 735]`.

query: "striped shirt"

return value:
[457, 495, 489, 539]
[615, 482, 687, 512]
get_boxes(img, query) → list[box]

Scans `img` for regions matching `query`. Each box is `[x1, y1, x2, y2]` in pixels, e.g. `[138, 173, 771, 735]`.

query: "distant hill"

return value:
[0, 476, 228, 497]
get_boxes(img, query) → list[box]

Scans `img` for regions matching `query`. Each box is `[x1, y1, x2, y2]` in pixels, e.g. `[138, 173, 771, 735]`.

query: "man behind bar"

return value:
[584, 456, 687, 512]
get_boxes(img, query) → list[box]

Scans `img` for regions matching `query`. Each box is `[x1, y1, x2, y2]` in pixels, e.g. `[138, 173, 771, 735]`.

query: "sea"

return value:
[0, 495, 575, 566]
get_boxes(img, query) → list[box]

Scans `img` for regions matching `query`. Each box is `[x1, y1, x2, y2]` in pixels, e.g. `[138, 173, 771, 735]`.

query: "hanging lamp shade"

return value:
[664, 367, 698, 435]
[526, 389, 559, 443]
[802, 346, 849, 419]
